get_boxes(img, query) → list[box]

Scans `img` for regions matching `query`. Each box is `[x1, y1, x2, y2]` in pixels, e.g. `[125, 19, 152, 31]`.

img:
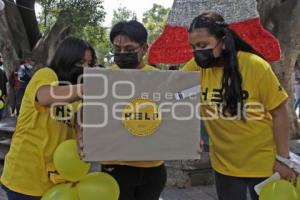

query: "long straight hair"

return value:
[50, 37, 94, 84]
[189, 12, 261, 118]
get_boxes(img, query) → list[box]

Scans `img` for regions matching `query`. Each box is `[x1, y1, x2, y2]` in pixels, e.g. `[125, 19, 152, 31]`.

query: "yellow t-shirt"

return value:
[182, 51, 288, 177]
[1, 68, 79, 196]
[102, 64, 164, 168]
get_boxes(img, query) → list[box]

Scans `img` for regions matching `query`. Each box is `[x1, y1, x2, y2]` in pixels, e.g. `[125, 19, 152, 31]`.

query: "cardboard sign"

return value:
[82, 68, 201, 161]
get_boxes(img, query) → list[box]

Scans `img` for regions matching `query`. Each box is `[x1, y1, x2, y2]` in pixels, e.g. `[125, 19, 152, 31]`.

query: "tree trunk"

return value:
[32, 12, 72, 67]
[257, 0, 300, 137]
[16, 0, 42, 49]
[0, 1, 72, 117]
[0, 1, 26, 72]
[0, 1, 28, 118]
[1, 1, 71, 69]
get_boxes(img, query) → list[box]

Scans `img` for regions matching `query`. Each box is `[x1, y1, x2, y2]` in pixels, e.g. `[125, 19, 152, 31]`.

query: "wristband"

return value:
[276, 154, 294, 169]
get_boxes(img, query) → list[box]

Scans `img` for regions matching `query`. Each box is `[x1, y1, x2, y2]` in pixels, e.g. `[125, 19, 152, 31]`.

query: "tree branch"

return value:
[16, 0, 42, 49]
[32, 11, 72, 67]
[4, 0, 31, 59]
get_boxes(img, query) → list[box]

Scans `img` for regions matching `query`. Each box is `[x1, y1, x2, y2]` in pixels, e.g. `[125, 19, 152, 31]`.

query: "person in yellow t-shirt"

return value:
[182, 12, 297, 200]
[0, 37, 95, 199]
[101, 20, 166, 200]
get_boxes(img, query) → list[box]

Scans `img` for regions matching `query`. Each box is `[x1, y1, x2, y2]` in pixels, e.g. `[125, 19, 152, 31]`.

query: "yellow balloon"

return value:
[77, 172, 120, 200]
[259, 179, 299, 200]
[297, 177, 300, 195]
[0, 100, 4, 110]
[54, 139, 91, 182]
[42, 183, 78, 200]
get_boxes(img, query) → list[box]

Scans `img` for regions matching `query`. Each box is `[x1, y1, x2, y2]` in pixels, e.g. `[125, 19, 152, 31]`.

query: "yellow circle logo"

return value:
[122, 98, 161, 137]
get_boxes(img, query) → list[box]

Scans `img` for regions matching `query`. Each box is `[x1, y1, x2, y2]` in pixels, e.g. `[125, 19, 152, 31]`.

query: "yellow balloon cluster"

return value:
[77, 172, 120, 200]
[43, 140, 120, 200]
[42, 184, 77, 200]
[259, 179, 300, 200]
[53, 140, 90, 182]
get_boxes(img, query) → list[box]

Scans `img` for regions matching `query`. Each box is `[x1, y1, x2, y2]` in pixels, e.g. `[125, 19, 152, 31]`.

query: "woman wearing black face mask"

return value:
[182, 12, 296, 200]
[193, 39, 223, 69]
[1, 37, 94, 200]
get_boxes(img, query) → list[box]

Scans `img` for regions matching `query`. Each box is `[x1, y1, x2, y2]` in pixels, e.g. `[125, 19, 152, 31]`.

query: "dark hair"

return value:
[189, 12, 261, 118]
[169, 65, 179, 70]
[87, 42, 97, 67]
[20, 58, 32, 65]
[20, 60, 26, 65]
[50, 37, 91, 84]
[110, 20, 148, 45]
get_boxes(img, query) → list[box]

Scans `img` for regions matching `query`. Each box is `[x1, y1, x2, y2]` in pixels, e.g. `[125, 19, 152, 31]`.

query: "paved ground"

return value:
[0, 184, 218, 200]
[0, 114, 299, 200]
[0, 117, 219, 200]
[160, 185, 218, 200]
[0, 163, 218, 200]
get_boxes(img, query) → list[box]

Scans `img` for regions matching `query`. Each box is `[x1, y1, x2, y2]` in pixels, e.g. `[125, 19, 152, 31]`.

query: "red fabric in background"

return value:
[229, 18, 281, 62]
[148, 26, 192, 65]
[148, 18, 281, 65]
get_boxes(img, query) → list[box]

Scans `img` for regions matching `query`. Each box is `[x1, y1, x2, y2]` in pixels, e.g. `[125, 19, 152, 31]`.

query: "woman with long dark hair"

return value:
[182, 12, 296, 200]
[1, 37, 94, 200]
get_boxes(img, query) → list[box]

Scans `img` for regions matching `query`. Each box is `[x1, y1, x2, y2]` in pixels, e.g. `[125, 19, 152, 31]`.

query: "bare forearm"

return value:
[37, 84, 82, 106]
[271, 103, 290, 158]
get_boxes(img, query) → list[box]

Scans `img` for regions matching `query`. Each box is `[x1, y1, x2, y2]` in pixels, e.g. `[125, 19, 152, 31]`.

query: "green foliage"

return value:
[38, 0, 105, 34]
[111, 7, 137, 26]
[37, 0, 58, 33]
[142, 3, 170, 44]
[36, 2, 170, 66]
[37, 0, 110, 65]
[79, 25, 111, 64]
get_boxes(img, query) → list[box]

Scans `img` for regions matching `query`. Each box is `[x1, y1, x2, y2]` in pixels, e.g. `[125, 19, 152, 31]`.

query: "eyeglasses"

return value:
[111, 46, 141, 54]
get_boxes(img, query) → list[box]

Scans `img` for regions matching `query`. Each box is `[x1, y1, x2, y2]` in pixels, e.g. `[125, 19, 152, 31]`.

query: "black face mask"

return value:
[114, 52, 139, 69]
[193, 48, 222, 69]
[60, 66, 83, 85]
[0, 61, 3, 66]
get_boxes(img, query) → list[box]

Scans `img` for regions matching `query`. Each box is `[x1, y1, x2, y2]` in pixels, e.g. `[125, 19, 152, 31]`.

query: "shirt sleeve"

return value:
[181, 58, 200, 72]
[258, 66, 288, 111]
[26, 68, 58, 112]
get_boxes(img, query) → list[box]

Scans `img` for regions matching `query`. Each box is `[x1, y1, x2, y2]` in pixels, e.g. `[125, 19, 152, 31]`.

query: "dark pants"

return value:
[215, 171, 267, 200]
[16, 87, 25, 115]
[0, 108, 4, 120]
[102, 164, 167, 200]
[2, 185, 40, 200]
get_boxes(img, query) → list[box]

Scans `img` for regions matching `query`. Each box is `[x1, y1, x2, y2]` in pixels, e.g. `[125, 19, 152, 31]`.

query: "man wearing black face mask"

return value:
[110, 20, 158, 71]
[102, 20, 166, 200]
